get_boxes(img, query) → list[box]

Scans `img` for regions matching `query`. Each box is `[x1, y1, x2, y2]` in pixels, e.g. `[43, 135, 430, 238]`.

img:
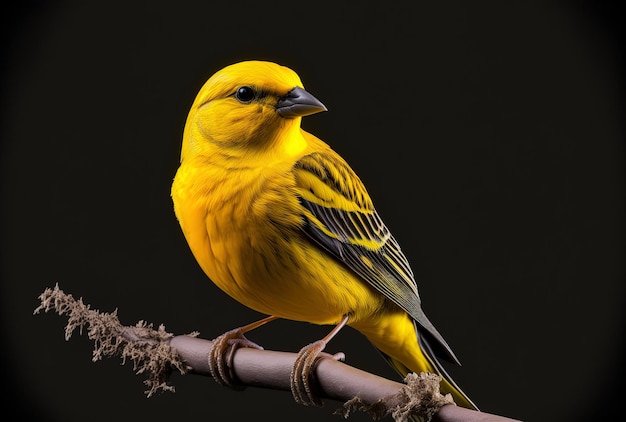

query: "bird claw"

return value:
[208, 328, 263, 390]
[328, 351, 346, 362]
[290, 340, 345, 406]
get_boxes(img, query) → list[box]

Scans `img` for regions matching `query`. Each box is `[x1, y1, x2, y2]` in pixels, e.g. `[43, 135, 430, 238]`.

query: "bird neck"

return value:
[223, 118, 309, 166]
[275, 118, 308, 158]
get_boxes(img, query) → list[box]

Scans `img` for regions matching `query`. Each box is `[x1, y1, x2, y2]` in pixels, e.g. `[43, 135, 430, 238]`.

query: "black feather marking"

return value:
[294, 152, 458, 363]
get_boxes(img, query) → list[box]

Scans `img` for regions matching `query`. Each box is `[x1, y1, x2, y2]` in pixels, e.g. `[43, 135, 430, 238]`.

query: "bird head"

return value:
[180, 61, 327, 162]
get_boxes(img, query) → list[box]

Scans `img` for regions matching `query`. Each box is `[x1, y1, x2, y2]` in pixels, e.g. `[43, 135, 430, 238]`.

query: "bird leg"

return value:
[290, 314, 350, 406]
[208, 315, 278, 390]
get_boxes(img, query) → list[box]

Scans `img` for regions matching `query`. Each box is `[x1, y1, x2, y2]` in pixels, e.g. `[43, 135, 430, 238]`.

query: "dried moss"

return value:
[34, 284, 197, 396]
[339, 372, 454, 422]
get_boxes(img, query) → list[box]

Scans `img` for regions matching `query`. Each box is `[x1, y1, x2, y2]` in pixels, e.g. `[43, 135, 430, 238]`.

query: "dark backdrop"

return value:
[2, 1, 623, 421]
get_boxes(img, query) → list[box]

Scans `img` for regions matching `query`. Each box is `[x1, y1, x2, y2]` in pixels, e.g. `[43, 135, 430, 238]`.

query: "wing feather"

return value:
[293, 152, 458, 363]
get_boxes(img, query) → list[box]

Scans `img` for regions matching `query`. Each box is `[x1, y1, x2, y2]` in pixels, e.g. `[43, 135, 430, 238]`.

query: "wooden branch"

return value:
[34, 284, 522, 422]
[170, 335, 521, 422]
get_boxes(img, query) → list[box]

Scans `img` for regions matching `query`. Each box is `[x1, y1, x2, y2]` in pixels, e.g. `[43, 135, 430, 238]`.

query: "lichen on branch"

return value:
[34, 284, 195, 396]
[34, 285, 519, 422]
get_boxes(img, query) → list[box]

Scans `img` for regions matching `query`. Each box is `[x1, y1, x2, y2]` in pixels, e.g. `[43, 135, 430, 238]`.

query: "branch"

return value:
[34, 284, 521, 422]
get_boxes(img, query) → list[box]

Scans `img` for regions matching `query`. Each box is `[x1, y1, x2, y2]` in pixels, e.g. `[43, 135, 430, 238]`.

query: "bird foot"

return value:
[208, 327, 264, 390]
[290, 340, 346, 406]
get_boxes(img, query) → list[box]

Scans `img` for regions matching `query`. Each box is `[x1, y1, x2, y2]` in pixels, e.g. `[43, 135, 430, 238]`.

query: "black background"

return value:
[1, 1, 624, 421]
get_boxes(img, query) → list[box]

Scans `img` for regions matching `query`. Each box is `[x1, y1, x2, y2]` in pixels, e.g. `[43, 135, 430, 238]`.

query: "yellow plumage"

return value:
[171, 60, 477, 410]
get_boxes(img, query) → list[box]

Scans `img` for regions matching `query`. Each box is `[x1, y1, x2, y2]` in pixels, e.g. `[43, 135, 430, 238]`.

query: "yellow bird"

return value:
[171, 60, 477, 410]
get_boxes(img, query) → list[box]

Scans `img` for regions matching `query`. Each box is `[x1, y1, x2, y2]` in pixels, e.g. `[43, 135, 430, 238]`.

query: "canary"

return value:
[171, 60, 477, 410]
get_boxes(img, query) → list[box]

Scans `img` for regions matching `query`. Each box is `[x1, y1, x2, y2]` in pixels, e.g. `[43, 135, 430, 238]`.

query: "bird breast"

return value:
[172, 161, 382, 325]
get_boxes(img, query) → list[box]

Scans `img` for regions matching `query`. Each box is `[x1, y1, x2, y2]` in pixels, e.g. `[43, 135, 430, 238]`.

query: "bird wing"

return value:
[293, 151, 457, 362]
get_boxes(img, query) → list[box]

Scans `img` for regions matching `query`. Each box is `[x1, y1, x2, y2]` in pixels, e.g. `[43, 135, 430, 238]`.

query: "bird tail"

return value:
[417, 330, 478, 410]
[380, 331, 478, 411]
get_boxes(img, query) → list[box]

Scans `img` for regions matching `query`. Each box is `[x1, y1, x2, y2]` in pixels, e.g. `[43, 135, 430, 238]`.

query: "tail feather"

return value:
[357, 310, 478, 412]
[378, 331, 478, 411]
[417, 331, 478, 410]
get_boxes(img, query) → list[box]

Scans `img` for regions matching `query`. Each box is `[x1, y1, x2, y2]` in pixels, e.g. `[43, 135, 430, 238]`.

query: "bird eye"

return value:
[235, 86, 255, 103]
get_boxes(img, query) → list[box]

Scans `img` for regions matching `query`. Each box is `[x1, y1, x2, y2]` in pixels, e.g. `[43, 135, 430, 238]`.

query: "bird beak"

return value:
[276, 87, 327, 118]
